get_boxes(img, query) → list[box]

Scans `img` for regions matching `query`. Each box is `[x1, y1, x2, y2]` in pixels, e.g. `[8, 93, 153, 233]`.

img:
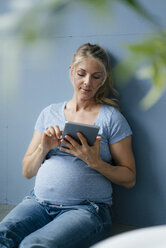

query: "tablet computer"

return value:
[61, 121, 100, 148]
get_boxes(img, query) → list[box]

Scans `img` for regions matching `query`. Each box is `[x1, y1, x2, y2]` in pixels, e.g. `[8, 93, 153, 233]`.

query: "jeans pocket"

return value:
[89, 202, 112, 227]
[89, 201, 100, 213]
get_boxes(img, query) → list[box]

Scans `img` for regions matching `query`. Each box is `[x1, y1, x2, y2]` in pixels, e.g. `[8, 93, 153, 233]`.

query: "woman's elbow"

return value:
[125, 175, 136, 189]
[126, 178, 136, 189]
[22, 170, 32, 179]
[22, 167, 32, 179]
[22, 160, 33, 179]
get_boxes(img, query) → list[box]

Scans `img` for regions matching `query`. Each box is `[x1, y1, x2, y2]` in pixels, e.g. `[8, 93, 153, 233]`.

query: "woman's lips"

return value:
[80, 88, 91, 93]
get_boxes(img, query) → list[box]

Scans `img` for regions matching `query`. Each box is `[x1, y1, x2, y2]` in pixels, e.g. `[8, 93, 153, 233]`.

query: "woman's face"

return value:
[70, 57, 105, 101]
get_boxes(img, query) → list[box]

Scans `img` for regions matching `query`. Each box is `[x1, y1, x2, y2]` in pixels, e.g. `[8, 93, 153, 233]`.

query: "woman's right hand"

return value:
[41, 125, 62, 152]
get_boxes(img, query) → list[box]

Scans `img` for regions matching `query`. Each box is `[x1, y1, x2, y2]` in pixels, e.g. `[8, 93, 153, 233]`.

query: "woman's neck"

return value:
[67, 97, 98, 112]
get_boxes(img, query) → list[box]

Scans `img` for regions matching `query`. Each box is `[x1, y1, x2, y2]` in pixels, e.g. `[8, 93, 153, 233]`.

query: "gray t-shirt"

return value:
[34, 101, 132, 205]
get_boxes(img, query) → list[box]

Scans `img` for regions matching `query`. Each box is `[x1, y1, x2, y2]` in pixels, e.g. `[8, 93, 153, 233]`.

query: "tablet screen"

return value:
[61, 121, 100, 147]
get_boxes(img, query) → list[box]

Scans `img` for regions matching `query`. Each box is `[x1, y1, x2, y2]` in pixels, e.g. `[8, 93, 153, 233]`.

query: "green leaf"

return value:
[140, 85, 166, 110]
[124, 31, 166, 109]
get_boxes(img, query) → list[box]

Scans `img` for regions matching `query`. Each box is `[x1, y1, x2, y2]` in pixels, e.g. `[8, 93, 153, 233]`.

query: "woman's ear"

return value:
[69, 65, 74, 79]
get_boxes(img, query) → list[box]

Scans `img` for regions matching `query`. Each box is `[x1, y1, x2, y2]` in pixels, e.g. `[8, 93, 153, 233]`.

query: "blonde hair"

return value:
[71, 43, 120, 110]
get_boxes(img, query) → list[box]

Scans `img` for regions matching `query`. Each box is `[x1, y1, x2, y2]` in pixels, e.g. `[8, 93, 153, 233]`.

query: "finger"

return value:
[54, 125, 62, 139]
[49, 126, 56, 136]
[44, 129, 54, 137]
[76, 132, 88, 146]
[60, 145, 75, 155]
[60, 138, 74, 150]
[94, 136, 102, 147]
[64, 135, 80, 147]
[44, 126, 59, 140]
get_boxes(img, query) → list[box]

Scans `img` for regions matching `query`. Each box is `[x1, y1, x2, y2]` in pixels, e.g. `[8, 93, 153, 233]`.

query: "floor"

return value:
[0, 204, 15, 222]
[0, 204, 139, 237]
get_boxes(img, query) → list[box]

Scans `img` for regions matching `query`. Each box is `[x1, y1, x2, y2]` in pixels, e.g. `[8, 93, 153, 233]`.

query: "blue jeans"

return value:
[0, 193, 112, 248]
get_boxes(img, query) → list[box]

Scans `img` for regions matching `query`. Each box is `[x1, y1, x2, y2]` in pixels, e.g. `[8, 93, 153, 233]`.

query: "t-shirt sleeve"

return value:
[108, 108, 133, 144]
[34, 109, 45, 134]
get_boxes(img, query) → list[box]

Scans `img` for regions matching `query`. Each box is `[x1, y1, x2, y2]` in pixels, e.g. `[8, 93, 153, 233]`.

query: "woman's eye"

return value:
[93, 76, 100, 79]
[77, 73, 85, 77]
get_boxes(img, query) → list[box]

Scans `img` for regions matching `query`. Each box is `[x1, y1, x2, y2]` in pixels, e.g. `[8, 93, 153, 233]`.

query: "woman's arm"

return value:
[22, 131, 48, 179]
[22, 126, 62, 179]
[91, 136, 136, 188]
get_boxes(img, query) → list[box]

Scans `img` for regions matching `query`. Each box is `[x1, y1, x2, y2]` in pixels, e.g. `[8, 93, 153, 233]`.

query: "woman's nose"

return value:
[84, 75, 91, 85]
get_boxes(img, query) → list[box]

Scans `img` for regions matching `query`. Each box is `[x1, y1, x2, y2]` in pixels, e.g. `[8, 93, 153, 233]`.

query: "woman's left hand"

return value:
[60, 132, 102, 168]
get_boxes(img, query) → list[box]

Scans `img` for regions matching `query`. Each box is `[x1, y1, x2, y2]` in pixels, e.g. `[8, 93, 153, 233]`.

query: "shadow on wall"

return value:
[109, 52, 166, 227]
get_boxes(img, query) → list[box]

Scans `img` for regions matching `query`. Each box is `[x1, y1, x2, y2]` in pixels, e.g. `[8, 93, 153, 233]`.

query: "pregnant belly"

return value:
[34, 156, 112, 205]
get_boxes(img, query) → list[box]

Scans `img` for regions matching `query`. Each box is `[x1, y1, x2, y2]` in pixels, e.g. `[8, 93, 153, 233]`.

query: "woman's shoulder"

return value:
[35, 101, 66, 133]
[101, 103, 118, 112]
[101, 104, 129, 126]
[101, 104, 132, 143]
[41, 101, 66, 114]
[101, 104, 121, 119]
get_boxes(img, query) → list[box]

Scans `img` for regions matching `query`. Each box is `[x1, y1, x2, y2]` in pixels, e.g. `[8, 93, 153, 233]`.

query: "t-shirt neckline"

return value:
[62, 101, 102, 126]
